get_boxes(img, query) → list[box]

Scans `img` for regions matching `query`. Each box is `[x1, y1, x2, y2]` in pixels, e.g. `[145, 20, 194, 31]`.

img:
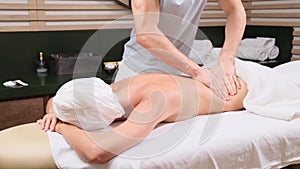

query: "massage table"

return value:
[1, 110, 300, 169]
[49, 110, 300, 169]
[2, 60, 300, 169]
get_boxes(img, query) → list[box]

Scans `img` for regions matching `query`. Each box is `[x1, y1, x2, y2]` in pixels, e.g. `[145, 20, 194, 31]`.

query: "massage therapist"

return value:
[114, 0, 246, 100]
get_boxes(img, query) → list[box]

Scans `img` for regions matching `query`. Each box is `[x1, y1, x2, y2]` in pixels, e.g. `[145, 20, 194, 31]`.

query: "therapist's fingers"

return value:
[224, 75, 236, 95]
[197, 65, 229, 100]
[218, 84, 229, 101]
[226, 74, 242, 95]
[214, 87, 227, 101]
[211, 74, 228, 101]
[234, 75, 242, 89]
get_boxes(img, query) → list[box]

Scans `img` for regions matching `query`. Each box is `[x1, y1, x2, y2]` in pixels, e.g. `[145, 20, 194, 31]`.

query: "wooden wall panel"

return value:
[0, 0, 299, 60]
[36, 0, 132, 31]
[0, 0, 133, 31]
[292, 27, 300, 61]
[0, 0, 38, 32]
[246, 1, 300, 27]
[200, 0, 227, 26]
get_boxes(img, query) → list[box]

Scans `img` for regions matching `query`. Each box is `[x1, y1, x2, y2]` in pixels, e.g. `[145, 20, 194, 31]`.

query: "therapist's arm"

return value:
[217, 0, 246, 95]
[131, 0, 210, 88]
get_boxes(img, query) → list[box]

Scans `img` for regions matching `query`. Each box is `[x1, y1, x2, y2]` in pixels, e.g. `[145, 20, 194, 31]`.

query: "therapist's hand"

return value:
[219, 56, 241, 97]
[193, 58, 240, 101]
[191, 66, 227, 100]
[206, 64, 229, 101]
[208, 55, 241, 100]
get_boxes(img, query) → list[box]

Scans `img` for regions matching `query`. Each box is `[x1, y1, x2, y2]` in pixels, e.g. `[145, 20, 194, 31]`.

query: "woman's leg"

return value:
[0, 123, 57, 169]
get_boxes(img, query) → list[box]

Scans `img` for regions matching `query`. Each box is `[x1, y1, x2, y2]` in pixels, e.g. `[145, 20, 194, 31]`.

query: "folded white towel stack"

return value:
[237, 37, 279, 61]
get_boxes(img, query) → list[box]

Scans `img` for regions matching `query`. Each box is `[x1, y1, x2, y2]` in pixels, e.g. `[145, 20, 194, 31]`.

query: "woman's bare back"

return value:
[112, 73, 248, 123]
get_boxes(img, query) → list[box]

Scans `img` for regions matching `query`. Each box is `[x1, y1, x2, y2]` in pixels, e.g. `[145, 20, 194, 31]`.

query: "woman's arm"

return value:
[131, 0, 209, 86]
[38, 97, 117, 162]
[55, 122, 112, 163]
[45, 97, 54, 114]
[38, 97, 156, 164]
[37, 97, 58, 131]
[55, 99, 160, 164]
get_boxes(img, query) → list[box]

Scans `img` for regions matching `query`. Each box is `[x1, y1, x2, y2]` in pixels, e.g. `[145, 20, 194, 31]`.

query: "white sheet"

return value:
[48, 110, 300, 169]
[235, 59, 300, 120]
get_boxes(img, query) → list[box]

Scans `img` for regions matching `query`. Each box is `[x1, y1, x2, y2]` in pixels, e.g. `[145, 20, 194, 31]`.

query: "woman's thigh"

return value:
[0, 123, 57, 169]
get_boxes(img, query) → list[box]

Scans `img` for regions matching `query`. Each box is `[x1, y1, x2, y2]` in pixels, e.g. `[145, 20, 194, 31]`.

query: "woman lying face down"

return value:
[38, 73, 248, 164]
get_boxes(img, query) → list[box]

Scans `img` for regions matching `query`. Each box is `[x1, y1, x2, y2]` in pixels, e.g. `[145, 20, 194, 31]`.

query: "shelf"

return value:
[0, 71, 113, 101]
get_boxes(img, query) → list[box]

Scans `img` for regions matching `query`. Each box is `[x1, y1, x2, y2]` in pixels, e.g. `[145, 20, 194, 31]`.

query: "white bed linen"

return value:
[48, 110, 300, 169]
[235, 59, 300, 121]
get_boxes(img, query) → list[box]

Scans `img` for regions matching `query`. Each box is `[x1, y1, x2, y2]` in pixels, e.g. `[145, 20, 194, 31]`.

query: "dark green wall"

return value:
[0, 26, 293, 76]
[0, 29, 131, 75]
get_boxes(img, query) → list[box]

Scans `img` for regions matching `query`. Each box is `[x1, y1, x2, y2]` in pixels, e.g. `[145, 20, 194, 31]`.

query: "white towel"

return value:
[189, 39, 219, 68]
[268, 46, 279, 59]
[241, 37, 275, 48]
[52, 77, 125, 132]
[237, 46, 269, 61]
[237, 37, 279, 61]
[235, 59, 300, 120]
[47, 131, 107, 169]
